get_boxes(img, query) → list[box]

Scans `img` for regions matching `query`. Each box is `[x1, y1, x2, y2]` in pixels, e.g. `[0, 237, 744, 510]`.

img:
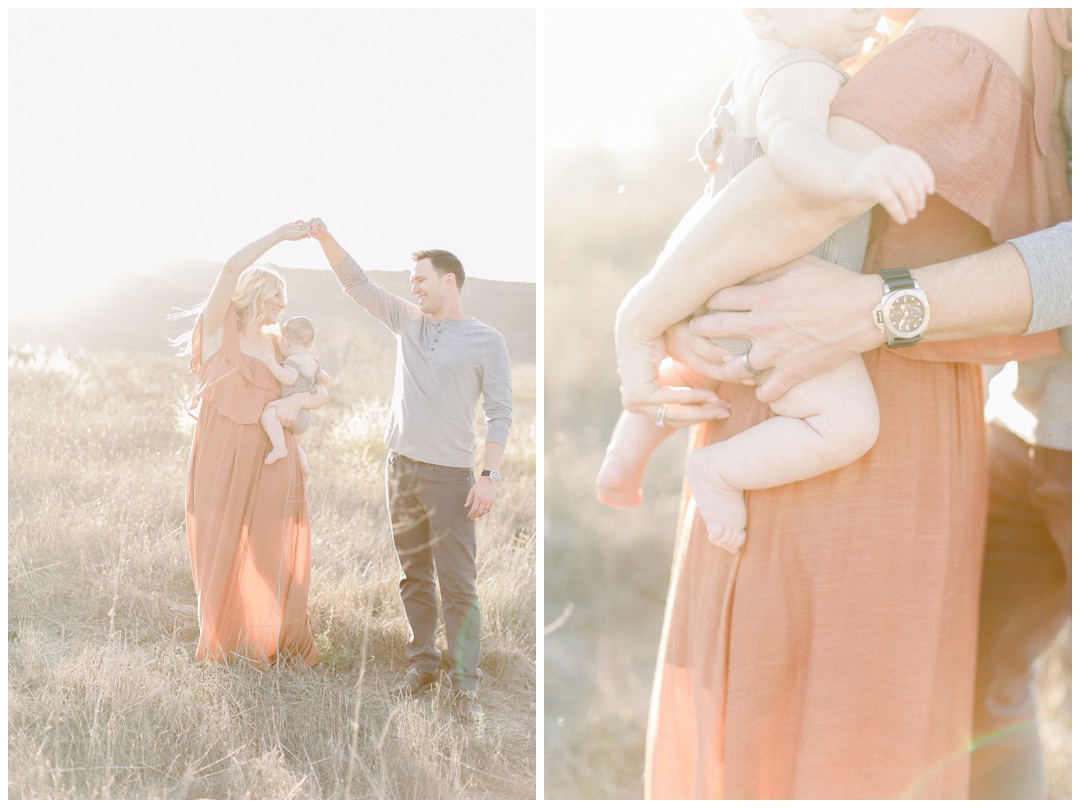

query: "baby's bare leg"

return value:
[596, 359, 704, 508]
[596, 411, 677, 508]
[261, 405, 289, 465]
[686, 355, 878, 552]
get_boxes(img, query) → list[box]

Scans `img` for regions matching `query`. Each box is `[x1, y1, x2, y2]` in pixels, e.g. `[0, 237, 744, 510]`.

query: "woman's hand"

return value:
[688, 255, 885, 402]
[269, 394, 305, 428]
[620, 378, 730, 431]
[278, 220, 311, 242]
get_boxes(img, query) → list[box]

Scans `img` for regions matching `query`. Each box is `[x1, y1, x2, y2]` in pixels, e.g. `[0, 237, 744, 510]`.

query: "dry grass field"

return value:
[8, 269, 537, 799]
[542, 113, 1072, 799]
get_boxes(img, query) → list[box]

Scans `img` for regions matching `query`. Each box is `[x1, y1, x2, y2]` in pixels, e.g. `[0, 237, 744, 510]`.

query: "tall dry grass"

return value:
[8, 346, 536, 799]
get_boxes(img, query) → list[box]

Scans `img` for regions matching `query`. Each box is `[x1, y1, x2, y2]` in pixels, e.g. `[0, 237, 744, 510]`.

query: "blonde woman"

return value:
[183, 222, 327, 666]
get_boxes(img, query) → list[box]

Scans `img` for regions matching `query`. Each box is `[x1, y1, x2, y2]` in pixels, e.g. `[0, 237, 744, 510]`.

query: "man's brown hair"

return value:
[412, 249, 465, 290]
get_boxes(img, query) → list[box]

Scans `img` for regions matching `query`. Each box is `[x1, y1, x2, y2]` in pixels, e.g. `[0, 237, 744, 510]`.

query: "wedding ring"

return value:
[656, 403, 667, 428]
[740, 353, 764, 385]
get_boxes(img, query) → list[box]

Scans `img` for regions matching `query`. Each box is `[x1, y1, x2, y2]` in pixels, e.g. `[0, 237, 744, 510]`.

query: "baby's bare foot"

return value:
[265, 447, 288, 465]
[685, 447, 747, 553]
[596, 452, 645, 508]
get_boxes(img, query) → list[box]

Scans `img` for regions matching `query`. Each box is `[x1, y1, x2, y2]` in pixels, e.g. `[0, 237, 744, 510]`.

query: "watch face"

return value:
[886, 293, 926, 335]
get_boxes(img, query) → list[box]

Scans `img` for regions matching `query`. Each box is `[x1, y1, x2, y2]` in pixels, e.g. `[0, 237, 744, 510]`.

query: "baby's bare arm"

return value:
[254, 346, 300, 385]
[758, 61, 934, 224]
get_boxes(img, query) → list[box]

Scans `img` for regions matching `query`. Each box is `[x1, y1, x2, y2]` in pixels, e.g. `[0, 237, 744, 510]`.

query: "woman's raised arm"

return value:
[202, 221, 309, 337]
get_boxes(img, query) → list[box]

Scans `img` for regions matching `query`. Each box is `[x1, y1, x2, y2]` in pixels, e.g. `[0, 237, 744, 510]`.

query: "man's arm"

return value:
[689, 223, 1070, 401]
[466, 442, 506, 520]
[1015, 222, 1072, 335]
[308, 217, 415, 331]
[466, 336, 513, 519]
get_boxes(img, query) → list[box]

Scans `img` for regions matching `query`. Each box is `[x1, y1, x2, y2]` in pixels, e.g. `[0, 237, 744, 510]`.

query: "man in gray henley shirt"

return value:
[309, 218, 512, 723]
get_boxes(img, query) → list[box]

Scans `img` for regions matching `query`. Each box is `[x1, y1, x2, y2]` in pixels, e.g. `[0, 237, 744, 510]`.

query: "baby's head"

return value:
[743, 9, 882, 64]
[280, 316, 315, 356]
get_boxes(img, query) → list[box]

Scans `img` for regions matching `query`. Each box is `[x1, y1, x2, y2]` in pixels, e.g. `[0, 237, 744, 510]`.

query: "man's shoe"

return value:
[452, 689, 484, 723]
[439, 652, 485, 683]
[391, 666, 439, 698]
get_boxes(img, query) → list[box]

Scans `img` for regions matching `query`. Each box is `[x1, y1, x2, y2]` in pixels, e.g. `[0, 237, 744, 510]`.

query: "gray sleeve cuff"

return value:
[1012, 222, 1072, 334]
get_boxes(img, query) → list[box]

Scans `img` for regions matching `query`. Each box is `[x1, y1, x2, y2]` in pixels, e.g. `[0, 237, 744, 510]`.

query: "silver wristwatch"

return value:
[481, 469, 500, 483]
[873, 268, 929, 348]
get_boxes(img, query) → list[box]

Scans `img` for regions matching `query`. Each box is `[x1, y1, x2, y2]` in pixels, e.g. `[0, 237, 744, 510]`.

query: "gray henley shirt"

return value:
[1005, 221, 1071, 450]
[332, 254, 513, 468]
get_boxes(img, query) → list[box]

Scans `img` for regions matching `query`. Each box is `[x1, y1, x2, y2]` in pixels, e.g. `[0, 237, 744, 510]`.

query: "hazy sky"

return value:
[544, 9, 750, 153]
[9, 9, 536, 310]
[8, 8, 754, 313]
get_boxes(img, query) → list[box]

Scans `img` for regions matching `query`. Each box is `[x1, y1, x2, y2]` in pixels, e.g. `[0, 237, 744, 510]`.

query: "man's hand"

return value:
[688, 255, 884, 402]
[465, 477, 496, 519]
[663, 319, 734, 381]
[306, 217, 347, 266]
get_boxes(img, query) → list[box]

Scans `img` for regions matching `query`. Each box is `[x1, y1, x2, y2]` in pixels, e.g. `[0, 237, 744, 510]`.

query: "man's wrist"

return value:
[854, 272, 888, 351]
[873, 268, 930, 348]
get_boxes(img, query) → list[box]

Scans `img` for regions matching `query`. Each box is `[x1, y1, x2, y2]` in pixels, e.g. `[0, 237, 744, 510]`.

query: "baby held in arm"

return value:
[599, 8, 934, 552]
[257, 315, 330, 477]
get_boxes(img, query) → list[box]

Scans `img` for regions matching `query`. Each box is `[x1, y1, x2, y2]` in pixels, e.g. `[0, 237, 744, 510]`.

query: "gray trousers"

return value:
[969, 424, 1071, 798]
[385, 451, 480, 691]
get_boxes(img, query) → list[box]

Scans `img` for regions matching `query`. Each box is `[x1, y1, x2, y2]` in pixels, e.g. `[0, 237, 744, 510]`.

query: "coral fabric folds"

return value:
[186, 304, 319, 667]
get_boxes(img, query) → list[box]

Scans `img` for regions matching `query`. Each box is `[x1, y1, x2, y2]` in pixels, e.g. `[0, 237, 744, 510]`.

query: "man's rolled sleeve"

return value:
[1014, 222, 1071, 334]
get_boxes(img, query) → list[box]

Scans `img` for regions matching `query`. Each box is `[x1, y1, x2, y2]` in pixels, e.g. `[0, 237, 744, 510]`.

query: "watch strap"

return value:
[881, 267, 916, 291]
[887, 334, 922, 348]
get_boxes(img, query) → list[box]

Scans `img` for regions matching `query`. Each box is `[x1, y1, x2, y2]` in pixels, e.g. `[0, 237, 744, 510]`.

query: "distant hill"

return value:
[10, 260, 536, 366]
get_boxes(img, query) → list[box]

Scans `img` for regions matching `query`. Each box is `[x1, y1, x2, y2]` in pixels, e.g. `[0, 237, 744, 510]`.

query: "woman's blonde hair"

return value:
[233, 265, 286, 333]
[169, 264, 286, 356]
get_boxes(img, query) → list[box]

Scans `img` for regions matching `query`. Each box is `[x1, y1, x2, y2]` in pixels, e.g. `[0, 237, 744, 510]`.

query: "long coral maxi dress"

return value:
[645, 14, 1070, 800]
[185, 303, 319, 666]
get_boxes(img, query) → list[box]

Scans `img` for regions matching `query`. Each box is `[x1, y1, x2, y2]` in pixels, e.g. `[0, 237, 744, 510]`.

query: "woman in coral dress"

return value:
[640, 9, 1070, 799]
[184, 222, 326, 667]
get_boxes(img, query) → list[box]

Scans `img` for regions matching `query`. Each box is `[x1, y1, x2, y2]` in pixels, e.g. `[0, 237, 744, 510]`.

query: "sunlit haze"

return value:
[9, 9, 536, 314]
[544, 9, 751, 153]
